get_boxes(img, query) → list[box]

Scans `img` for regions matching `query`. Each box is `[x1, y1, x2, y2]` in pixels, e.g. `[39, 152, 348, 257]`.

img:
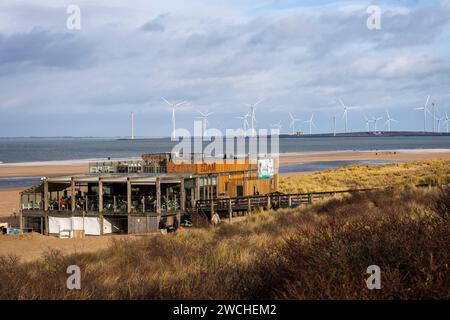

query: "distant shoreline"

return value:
[0, 148, 449, 166]
[1, 131, 450, 140]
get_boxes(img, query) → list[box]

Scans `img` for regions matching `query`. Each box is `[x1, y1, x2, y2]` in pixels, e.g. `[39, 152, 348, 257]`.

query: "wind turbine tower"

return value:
[130, 112, 135, 139]
[372, 115, 383, 132]
[414, 95, 430, 132]
[236, 111, 250, 131]
[246, 99, 264, 136]
[444, 113, 450, 133]
[196, 110, 214, 135]
[333, 115, 336, 136]
[288, 112, 301, 135]
[339, 98, 353, 133]
[363, 115, 373, 132]
[304, 114, 316, 135]
[161, 97, 186, 139]
[384, 110, 398, 132]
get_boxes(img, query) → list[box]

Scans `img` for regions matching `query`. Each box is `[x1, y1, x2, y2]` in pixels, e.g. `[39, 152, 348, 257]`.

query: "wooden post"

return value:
[43, 179, 49, 211]
[308, 193, 313, 204]
[228, 198, 232, 223]
[180, 178, 185, 211]
[267, 195, 271, 210]
[71, 178, 76, 212]
[247, 197, 251, 215]
[127, 178, 132, 214]
[195, 177, 200, 203]
[19, 208, 23, 229]
[156, 177, 161, 214]
[210, 198, 214, 216]
[98, 178, 104, 235]
[98, 178, 103, 213]
[44, 214, 49, 235]
[288, 195, 292, 207]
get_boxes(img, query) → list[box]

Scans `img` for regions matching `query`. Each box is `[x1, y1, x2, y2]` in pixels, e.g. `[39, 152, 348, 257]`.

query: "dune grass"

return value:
[279, 159, 450, 194]
[0, 186, 448, 300]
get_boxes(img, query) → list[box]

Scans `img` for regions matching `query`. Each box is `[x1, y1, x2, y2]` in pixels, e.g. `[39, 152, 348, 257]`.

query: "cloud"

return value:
[0, 29, 95, 71]
[0, 0, 449, 136]
[140, 14, 169, 32]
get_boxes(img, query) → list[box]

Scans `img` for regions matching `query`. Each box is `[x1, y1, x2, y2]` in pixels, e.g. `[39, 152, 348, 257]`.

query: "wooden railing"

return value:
[195, 183, 445, 216]
[195, 187, 382, 214]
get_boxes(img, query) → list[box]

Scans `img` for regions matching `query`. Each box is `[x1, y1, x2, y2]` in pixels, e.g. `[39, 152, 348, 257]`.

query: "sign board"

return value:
[258, 159, 274, 179]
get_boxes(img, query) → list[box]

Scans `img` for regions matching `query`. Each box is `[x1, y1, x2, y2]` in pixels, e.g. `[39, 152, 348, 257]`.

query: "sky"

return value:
[0, 0, 450, 137]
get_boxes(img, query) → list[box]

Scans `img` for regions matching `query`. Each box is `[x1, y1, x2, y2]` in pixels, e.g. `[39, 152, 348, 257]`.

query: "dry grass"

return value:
[0, 186, 448, 300]
[279, 159, 450, 194]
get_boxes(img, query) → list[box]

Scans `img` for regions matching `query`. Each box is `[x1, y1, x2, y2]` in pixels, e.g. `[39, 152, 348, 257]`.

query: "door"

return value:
[236, 185, 243, 197]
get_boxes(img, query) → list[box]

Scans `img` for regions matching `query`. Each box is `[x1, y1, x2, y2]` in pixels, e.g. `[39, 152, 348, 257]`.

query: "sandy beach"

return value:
[0, 163, 88, 178]
[0, 233, 153, 262]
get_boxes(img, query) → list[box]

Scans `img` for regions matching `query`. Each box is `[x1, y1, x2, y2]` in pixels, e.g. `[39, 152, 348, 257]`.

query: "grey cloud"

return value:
[140, 14, 169, 32]
[0, 29, 95, 71]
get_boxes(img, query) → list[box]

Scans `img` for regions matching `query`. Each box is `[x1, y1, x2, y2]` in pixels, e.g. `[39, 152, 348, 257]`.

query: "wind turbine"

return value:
[436, 114, 445, 132]
[130, 112, 135, 139]
[161, 97, 187, 139]
[371, 115, 383, 132]
[332, 115, 336, 136]
[339, 98, 353, 133]
[288, 112, 301, 135]
[304, 114, 316, 135]
[245, 99, 264, 136]
[363, 114, 373, 132]
[384, 110, 398, 132]
[236, 111, 250, 131]
[196, 110, 214, 134]
[414, 95, 430, 132]
[444, 112, 450, 133]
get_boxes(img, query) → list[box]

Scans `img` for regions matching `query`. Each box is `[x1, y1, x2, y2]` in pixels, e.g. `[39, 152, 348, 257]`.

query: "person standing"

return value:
[211, 211, 221, 227]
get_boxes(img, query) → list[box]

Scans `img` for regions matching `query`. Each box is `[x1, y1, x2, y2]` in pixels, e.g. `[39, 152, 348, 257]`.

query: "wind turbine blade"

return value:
[175, 101, 186, 107]
[161, 97, 172, 106]
[338, 98, 346, 109]
[254, 98, 265, 107]
[424, 95, 430, 109]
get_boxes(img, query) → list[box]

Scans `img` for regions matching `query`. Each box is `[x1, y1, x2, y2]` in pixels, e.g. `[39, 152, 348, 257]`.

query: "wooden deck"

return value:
[195, 188, 377, 216]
